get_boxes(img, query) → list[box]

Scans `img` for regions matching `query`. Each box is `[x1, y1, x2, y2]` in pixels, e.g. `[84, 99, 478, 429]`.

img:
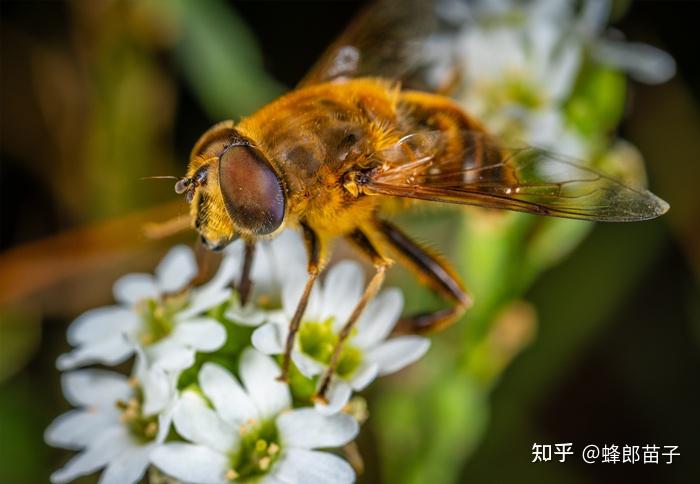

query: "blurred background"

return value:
[1, 1, 698, 483]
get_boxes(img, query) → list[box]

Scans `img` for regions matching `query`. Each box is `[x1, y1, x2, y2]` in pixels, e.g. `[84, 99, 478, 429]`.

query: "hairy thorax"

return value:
[235, 79, 403, 238]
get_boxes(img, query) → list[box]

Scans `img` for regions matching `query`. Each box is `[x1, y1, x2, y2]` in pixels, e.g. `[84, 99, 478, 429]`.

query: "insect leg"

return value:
[377, 219, 472, 334]
[237, 242, 256, 305]
[278, 223, 322, 382]
[314, 229, 390, 402]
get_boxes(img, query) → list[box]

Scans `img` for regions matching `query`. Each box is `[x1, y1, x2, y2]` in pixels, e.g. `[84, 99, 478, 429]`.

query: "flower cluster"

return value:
[46, 231, 429, 483]
[428, 0, 674, 157]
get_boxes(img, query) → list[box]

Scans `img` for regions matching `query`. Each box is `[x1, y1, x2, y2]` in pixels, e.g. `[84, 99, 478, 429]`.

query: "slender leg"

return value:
[377, 219, 472, 334]
[237, 242, 256, 306]
[314, 229, 390, 402]
[278, 223, 322, 382]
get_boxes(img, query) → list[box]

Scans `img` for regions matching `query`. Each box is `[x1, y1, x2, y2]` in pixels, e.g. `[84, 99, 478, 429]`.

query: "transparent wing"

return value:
[299, 0, 458, 91]
[365, 131, 669, 222]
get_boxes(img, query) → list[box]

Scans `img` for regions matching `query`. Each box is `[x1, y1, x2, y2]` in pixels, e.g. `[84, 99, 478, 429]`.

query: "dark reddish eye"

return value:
[218, 145, 286, 235]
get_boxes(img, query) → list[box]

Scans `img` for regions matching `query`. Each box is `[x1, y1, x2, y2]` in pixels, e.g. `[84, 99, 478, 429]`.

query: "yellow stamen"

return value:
[145, 421, 158, 438]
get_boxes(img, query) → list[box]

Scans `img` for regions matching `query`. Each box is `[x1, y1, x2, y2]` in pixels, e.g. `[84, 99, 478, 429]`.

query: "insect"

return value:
[177, 0, 669, 401]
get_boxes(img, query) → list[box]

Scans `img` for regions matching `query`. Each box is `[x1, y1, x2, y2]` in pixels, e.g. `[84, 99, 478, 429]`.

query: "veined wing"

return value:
[299, 0, 458, 92]
[363, 131, 669, 222]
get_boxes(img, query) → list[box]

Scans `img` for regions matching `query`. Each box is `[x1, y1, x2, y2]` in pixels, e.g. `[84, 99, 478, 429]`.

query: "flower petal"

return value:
[239, 348, 291, 418]
[251, 322, 285, 355]
[49, 426, 132, 484]
[271, 449, 355, 484]
[593, 39, 676, 84]
[99, 444, 153, 484]
[291, 351, 324, 378]
[199, 363, 258, 426]
[45, 410, 117, 450]
[320, 261, 364, 326]
[348, 361, 379, 391]
[314, 380, 352, 416]
[151, 443, 229, 484]
[352, 288, 403, 349]
[169, 318, 226, 352]
[177, 287, 232, 321]
[155, 245, 198, 293]
[277, 408, 358, 449]
[365, 336, 430, 376]
[282, 274, 322, 322]
[172, 392, 236, 453]
[145, 340, 195, 372]
[57, 336, 135, 371]
[61, 370, 131, 408]
[140, 366, 175, 416]
[113, 273, 159, 306]
[226, 304, 268, 327]
[66, 306, 139, 346]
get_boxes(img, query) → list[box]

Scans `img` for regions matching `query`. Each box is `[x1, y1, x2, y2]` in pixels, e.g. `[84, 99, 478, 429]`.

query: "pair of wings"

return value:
[298, 0, 668, 222]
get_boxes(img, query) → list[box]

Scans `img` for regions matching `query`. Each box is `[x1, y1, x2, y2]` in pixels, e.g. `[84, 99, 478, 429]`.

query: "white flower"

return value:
[151, 348, 358, 484]
[427, 0, 674, 157]
[57, 245, 232, 372]
[252, 261, 430, 415]
[224, 230, 307, 327]
[45, 351, 180, 484]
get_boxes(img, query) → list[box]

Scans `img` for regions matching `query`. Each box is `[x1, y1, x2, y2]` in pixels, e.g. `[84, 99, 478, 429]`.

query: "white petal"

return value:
[156, 403, 176, 444]
[45, 410, 116, 450]
[176, 287, 231, 321]
[98, 444, 153, 484]
[204, 252, 240, 291]
[151, 443, 229, 484]
[66, 306, 139, 346]
[57, 336, 135, 371]
[155, 245, 198, 293]
[291, 351, 324, 378]
[239, 348, 291, 418]
[140, 366, 175, 416]
[226, 304, 268, 327]
[319, 261, 364, 325]
[145, 340, 196, 372]
[282, 274, 322, 322]
[544, 39, 581, 101]
[169, 318, 226, 352]
[314, 380, 352, 416]
[50, 426, 132, 484]
[577, 0, 611, 36]
[61, 370, 131, 408]
[172, 392, 236, 453]
[366, 336, 430, 376]
[261, 475, 288, 484]
[277, 408, 359, 449]
[348, 362, 379, 391]
[272, 449, 355, 484]
[113, 274, 159, 306]
[593, 39, 676, 84]
[199, 363, 258, 426]
[352, 288, 403, 349]
[251, 322, 286, 355]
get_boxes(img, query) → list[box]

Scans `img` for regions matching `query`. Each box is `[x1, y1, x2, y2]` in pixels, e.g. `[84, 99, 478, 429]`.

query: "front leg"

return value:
[237, 242, 256, 306]
[314, 229, 390, 402]
[278, 222, 323, 382]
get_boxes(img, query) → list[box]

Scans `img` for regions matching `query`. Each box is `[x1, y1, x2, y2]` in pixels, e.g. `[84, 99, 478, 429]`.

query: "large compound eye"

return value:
[218, 145, 285, 235]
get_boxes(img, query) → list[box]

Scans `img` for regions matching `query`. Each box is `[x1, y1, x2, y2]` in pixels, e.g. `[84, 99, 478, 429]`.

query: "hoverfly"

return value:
[177, 0, 669, 400]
